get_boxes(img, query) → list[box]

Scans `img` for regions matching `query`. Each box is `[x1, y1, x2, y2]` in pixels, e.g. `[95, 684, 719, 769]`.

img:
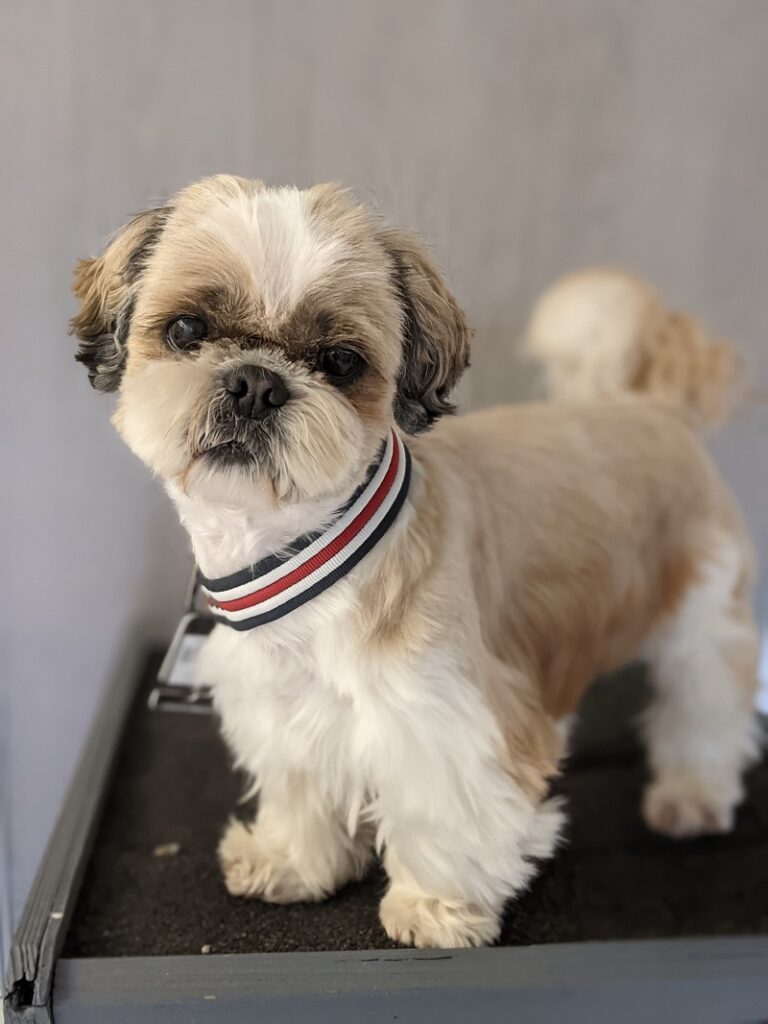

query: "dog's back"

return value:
[417, 269, 759, 842]
[426, 396, 747, 708]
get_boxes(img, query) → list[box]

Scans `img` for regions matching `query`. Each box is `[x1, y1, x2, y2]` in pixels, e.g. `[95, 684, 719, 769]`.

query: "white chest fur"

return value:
[198, 587, 373, 825]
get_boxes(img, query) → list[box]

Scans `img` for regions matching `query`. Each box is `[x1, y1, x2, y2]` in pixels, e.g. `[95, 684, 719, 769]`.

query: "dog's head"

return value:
[71, 175, 470, 504]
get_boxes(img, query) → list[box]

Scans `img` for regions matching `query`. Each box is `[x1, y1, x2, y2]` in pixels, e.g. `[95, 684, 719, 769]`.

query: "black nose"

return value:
[224, 366, 289, 419]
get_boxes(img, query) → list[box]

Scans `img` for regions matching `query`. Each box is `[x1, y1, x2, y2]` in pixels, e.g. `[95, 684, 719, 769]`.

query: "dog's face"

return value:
[71, 175, 470, 504]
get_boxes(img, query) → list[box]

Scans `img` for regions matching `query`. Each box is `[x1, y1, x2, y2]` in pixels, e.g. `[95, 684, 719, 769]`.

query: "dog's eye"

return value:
[319, 346, 365, 382]
[166, 315, 208, 350]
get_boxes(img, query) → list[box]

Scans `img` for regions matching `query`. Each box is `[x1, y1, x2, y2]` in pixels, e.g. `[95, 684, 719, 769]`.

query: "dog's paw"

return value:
[380, 885, 500, 949]
[218, 819, 326, 903]
[642, 774, 738, 838]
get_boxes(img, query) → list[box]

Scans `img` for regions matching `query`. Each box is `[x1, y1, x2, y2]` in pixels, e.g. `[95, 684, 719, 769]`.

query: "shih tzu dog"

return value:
[71, 175, 760, 948]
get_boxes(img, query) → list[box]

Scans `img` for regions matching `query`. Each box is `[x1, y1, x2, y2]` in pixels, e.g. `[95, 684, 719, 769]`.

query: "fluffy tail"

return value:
[525, 269, 738, 426]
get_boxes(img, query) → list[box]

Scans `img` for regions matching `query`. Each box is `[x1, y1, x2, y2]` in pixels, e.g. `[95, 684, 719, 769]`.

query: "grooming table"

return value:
[5, 650, 768, 1022]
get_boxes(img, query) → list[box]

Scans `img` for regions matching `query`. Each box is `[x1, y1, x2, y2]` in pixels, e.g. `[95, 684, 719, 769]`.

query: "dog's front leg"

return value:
[371, 657, 551, 948]
[218, 771, 373, 903]
[377, 776, 544, 948]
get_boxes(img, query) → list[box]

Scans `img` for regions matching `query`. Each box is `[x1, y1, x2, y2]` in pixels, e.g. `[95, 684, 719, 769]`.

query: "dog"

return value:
[71, 175, 760, 948]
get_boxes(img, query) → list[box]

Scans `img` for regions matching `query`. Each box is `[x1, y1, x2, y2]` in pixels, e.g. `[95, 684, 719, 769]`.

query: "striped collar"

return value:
[200, 430, 412, 631]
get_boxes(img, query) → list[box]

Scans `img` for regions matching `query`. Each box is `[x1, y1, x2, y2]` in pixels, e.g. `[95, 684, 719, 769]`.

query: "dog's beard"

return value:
[184, 378, 367, 505]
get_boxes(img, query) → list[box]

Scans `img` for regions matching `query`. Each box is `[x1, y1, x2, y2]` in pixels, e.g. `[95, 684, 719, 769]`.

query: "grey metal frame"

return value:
[5, 644, 768, 1024]
[50, 938, 768, 1024]
[3, 639, 145, 1024]
[0, 699, 11, 993]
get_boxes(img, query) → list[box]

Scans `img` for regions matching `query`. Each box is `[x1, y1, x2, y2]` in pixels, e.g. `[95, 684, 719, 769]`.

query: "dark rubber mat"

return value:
[64, 655, 768, 956]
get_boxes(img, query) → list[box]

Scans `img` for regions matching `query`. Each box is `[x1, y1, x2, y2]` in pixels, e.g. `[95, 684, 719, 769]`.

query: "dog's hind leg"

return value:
[640, 530, 761, 837]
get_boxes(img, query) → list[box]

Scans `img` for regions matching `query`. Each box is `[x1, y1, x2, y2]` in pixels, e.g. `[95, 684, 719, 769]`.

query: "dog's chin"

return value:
[201, 438, 259, 470]
[181, 435, 277, 505]
[183, 429, 368, 509]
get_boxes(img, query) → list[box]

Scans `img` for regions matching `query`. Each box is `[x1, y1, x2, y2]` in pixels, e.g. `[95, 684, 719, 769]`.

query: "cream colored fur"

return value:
[71, 179, 760, 949]
[526, 268, 738, 425]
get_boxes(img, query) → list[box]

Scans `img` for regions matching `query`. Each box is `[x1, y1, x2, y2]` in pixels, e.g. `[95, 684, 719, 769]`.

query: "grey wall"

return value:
[2, 0, 767, 925]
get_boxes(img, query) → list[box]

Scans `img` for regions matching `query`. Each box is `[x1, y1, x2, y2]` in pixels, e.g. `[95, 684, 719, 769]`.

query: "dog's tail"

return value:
[524, 269, 738, 427]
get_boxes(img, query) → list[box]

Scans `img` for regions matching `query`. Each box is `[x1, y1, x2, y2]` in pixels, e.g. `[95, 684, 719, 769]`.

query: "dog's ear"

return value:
[380, 228, 471, 435]
[70, 207, 168, 392]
